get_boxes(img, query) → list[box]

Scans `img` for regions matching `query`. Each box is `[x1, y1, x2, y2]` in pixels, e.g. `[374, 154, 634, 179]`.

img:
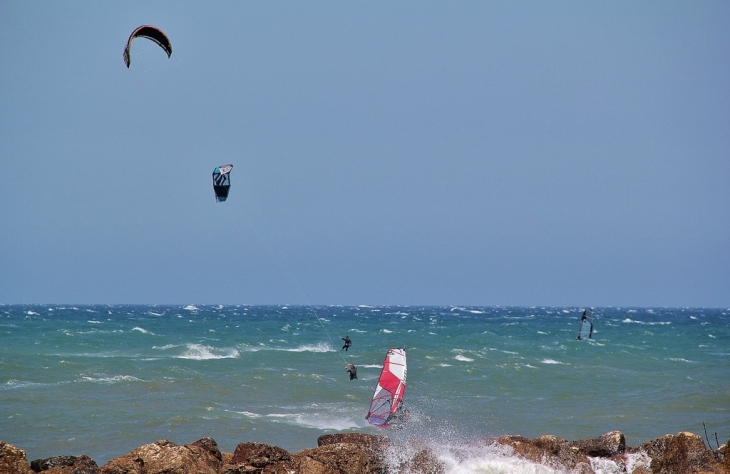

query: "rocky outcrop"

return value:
[634, 431, 728, 474]
[30, 455, 100, 474]
[2, 430, 728, 474]
[99, 437, 223, 474]
[491, 431, 727, 474]
[0, 441, 33, 474]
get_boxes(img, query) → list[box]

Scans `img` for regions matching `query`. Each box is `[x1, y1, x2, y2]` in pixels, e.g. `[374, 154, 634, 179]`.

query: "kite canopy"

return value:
[212, 164, 233, 202]
[123, 25, 172, 68]
[366, 348, 407, 428]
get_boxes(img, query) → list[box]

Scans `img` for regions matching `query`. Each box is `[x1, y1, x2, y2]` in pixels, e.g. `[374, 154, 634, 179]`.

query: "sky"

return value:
[1, 2, 728, 307]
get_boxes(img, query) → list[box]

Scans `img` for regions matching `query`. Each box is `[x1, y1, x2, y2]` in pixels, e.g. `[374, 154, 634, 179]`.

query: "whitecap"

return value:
[381, 329, 393, 333]
[175, 344, 240, 360]
[79, 375, 143, 384]
[540, 359, 564, 365]
[283, 343, 332, 353]
[132, 327, 153, 334]
[183, 305, 199, 311]
[455, 354, 473, 362]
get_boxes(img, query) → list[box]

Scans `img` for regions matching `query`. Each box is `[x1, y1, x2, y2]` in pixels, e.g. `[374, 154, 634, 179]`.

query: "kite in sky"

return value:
[123, 25, 172, 68]
[212, 164, 233, 202]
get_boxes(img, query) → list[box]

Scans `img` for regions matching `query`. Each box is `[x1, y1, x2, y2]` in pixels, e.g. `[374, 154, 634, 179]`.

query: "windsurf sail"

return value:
[212, 164, 233, 202]
[576, 308, 594, 340]
[366, 347, 407, 428]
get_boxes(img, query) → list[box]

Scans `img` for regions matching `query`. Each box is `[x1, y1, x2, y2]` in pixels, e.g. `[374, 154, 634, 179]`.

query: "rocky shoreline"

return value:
[1, 430, 728, 474]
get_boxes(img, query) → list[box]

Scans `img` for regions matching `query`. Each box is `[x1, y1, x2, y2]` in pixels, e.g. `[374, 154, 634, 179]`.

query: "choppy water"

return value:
[1, 305, 728, 472]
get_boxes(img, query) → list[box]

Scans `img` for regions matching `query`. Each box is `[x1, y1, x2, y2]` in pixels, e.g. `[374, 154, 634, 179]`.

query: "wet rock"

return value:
[395, 449, 444, 474]
[499, 434, 580, 470]
[570, 430, 626, 458]
[317, 434, 387, 450]
[0, 441, 33, 474]
[30, 455, 99, 474]
[298, 442, 383, 474]
[100, 438, 222, 474]
[637, 431, 726, 474]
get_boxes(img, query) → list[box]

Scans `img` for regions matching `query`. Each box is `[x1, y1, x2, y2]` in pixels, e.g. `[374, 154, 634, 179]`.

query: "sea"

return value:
[1, 305, 728, 473]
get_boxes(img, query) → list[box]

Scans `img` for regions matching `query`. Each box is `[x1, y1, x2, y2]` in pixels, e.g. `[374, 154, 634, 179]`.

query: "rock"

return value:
[317, 434, 387, 451]
[637, 431, 725, 474]
[0, 441, 33, 474]
[396, 449, 444, 474]
[100, 438, 222, 474]
[30, 455, 99, 474]
[495, 434, 590, 470]
[570, 430, 626, 458]
[298, 442, 383, 474]
[229, 442, 290, 468]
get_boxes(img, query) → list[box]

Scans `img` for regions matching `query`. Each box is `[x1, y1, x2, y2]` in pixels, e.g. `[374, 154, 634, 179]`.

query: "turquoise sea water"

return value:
[1, 305, 728, 472]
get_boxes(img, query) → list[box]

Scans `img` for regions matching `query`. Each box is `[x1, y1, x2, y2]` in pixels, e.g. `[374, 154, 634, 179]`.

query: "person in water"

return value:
[345, 363, 357, 380]
[341, 335, 352, 351]
[386, 405, 410, 427]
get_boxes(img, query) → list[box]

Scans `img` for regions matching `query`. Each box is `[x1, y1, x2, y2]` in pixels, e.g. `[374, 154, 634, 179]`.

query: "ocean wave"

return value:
[183, 305, 199, 312]
[1, 379, 56, 390]
[540, 359, 565, 365]
[454, 355, 474, 362]
[622, 318, 671, 325]
[268, 411, 361, 431]
[132, 327, 153, 335]
[78, 375, 144, 384]
[175, 343, 240, 360]
[283, 343, 333, 353]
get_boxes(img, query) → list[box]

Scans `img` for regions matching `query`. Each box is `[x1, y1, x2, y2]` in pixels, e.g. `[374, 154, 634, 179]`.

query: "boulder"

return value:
[298, 442, 383, 474]
[636, 431, 726, 474]
[30, 455, 99, 474]
[0, 441, 33, 474]
[570, 430, 626, 458]
[495, 434, 589, 470]
[317, 434, 387, 450]
[100, 438, 222, 474]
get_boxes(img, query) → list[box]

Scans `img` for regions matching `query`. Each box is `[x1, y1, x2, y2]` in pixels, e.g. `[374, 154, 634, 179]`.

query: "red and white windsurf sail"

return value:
[366, 347, 407, 427]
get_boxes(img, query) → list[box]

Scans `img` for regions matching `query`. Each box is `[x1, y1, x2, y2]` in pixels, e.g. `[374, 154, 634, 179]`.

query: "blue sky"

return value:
[1, 2, 728, 306]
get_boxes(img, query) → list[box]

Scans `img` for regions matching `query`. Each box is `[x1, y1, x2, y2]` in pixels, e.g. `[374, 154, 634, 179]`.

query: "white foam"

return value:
[381, 329, 393, 333]
[132, 327, 153, 334]
[622, 318, 671, 325]
[183, 305, 199, 311]
[455, 354, 474, 362]
[268, 412, 361, 431]
[283, 342, 333, 353]
[79, 375, 143, 384]
[175, 344, 240, 360]
[540, 359, 564, 365]
[382, 441, 564, 474]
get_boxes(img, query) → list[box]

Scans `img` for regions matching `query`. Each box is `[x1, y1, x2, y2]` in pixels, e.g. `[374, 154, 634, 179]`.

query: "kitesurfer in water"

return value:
[345, 363, 357, 380]
[341, 335, 352, 351]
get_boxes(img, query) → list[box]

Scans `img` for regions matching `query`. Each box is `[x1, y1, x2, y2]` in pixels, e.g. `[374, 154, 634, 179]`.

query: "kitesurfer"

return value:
[341, 335, 352, 351]
[345, 363, 357, 380]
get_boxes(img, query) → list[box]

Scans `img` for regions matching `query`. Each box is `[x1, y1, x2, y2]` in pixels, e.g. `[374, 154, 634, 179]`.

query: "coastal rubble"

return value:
[2, 430, 727, 474]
